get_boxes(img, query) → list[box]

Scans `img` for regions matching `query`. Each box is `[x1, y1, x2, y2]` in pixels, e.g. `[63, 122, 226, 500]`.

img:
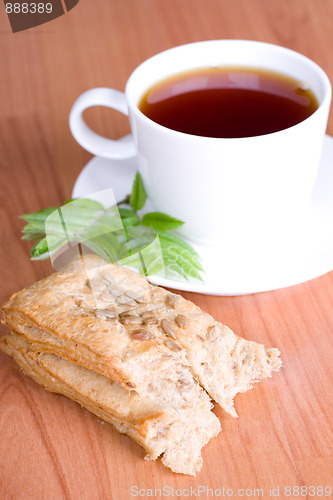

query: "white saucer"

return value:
[72, 135, 333, 295]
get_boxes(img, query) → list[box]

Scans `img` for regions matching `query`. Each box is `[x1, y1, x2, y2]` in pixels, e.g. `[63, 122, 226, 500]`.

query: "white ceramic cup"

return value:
[69, 40, 331, 245]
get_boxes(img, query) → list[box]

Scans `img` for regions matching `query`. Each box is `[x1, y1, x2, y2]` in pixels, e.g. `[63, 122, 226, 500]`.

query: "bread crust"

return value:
[2, 255, 282, 416]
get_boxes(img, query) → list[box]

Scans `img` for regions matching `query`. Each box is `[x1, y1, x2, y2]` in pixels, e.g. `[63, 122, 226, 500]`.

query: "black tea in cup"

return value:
[138, 67, 319, 138]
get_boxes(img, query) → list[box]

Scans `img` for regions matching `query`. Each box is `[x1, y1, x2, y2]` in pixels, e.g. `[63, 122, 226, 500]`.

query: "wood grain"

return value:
[0, 1, 332, 499]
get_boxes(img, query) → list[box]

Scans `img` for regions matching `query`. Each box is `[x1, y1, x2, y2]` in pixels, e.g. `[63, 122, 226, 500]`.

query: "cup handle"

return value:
[69, 88, 136, 159]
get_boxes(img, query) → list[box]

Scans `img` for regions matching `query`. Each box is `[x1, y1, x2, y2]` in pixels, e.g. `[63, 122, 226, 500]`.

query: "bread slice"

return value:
[2, 254, 281, 417]
[0, 333, 220, 475]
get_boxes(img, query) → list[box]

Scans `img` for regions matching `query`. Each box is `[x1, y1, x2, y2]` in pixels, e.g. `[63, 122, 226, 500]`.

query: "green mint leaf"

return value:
[158, 232, 203, 271]
[160, 243, 203, 281]
[161, 255, 189, 280]
[21, 199, 106, 238]
[22, 221, 47, 236]
[118, 207, 137, 218]
[83, 233, 126, 263]
[121, 216, 140, 227]
[158, 232, 203, 281]
[115, 226, 158, 257]
[141, 212, 184, 232]
[20, 207, 59, 223]
[45, 203, 121, 241]
[120, 234, 164, 277]
[130, 172, 146, 211]
[84, 226, 158, 263]
[30, 235, 66, 260]
[21, 181, 205, 282]
[62, 198, 103, 212]
[21, 231, 46, 241]
[118, 207, 140, 227]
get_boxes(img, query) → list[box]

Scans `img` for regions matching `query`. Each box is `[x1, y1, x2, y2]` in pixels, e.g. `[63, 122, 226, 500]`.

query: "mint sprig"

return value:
[21, 172, 203, 281]
[130, 171, 147, 211]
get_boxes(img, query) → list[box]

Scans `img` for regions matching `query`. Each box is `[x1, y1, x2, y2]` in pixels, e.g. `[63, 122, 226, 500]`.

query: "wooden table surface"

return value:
[0, 1, 332, 499]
